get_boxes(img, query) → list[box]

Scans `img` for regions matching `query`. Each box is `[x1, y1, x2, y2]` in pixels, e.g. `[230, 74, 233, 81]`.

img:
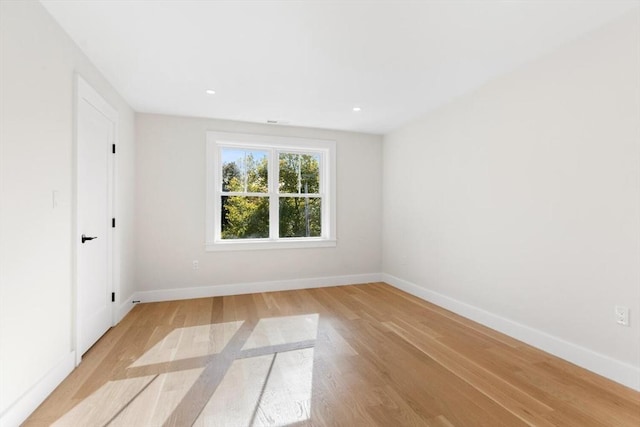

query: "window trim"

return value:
[206, 131, 336, 251]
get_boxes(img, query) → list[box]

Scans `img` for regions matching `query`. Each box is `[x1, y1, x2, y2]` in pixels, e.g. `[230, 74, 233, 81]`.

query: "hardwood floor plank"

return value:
[345, 318, 528, 426]
[23, 283, 640, 427]
[382, 319, 555, 426]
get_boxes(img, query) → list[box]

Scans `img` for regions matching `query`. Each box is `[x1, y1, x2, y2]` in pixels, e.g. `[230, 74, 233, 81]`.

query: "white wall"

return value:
[135, 114, 382, 296]
[383, 10, 640, 388]
[0, 1, 136, 423]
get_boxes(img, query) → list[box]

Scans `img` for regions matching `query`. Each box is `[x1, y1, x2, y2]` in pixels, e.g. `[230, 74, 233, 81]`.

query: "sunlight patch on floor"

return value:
[110, 368, 204, 426]
[131, 320, 244, 367]
[54, 315, 318, 426]
[193, 354, 275, 426]
[195, 348, 314, 427]
[253, 348, 314, 427]
[242, 314, 319, 350]
[52, 375, 156, 426]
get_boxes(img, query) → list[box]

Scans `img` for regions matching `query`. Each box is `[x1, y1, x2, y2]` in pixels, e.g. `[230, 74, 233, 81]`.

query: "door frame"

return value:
[73, 74, 118, 366]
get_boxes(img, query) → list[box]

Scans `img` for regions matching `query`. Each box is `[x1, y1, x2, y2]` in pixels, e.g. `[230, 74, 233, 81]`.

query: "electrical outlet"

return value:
[615, 306, 629, 326]
[192, 260, 199, 270]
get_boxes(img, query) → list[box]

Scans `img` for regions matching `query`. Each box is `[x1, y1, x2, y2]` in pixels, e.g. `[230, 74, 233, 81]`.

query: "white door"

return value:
[76, 76, 116, 357]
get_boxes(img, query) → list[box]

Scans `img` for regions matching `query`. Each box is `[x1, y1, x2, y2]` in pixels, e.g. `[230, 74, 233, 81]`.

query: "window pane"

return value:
[222, 148, 268, 193]
[279, 153, 320, 194]
[279, 197, 321, 238]
[221, 196, 269, 239]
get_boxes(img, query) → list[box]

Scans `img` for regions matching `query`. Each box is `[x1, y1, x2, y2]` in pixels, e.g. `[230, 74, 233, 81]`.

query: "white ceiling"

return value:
[41, 0, 638, 134]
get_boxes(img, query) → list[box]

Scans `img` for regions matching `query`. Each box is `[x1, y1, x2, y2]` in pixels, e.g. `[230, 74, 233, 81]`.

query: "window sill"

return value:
[205, 239, 337, 252]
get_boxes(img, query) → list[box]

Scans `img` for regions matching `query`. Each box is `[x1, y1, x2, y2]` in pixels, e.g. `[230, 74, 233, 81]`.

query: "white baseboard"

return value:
[116, 292, 137, 323]
[0, 351, 75, 427]
[132, 273, 384, 304]
[382, 273, 640, 392]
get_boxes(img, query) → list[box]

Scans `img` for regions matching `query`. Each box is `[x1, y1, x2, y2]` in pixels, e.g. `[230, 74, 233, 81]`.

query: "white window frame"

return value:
[206, 131, 336, 251]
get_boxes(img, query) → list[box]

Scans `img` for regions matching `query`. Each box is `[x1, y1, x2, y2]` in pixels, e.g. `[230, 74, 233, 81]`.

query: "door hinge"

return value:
[112, 144, 116, 154]
[112, 218, 116, 228]
[111, 292, 115, 302]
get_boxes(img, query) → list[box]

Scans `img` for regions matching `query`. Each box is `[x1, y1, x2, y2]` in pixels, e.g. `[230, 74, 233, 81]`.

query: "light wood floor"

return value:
[25, 283, 639, 426]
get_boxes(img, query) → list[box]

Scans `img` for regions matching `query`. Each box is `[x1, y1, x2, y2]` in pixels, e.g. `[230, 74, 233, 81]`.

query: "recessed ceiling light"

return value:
[205, 89, 216, 95]
[352, 106, 361, 112]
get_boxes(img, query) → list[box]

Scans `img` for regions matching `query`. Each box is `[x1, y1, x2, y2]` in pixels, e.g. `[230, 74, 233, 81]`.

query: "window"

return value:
[206, 132, 336, 250]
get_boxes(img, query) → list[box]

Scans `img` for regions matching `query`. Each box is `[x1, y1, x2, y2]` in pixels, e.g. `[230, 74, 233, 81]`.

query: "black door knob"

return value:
[81, 234, 98, 244]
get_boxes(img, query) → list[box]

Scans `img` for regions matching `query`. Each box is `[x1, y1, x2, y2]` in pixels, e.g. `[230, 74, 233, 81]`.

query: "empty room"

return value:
[1, 0, 639, 426]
